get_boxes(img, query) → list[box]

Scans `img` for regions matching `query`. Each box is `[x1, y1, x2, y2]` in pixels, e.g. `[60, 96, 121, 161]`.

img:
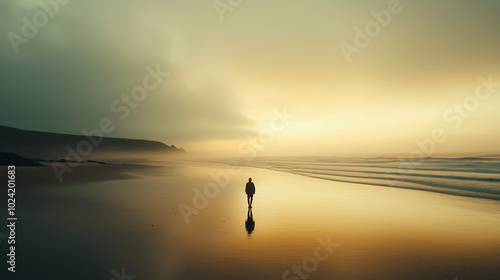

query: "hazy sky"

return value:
[1, 0, 499, 156]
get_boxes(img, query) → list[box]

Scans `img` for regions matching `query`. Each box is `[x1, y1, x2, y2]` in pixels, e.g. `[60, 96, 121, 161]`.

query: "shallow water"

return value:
[243, 156, 500, 200]
[6, 161, 500, 280]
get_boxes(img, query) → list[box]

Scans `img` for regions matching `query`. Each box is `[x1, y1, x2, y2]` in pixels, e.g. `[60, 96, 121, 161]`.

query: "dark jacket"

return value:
[245, 182, 255, 195]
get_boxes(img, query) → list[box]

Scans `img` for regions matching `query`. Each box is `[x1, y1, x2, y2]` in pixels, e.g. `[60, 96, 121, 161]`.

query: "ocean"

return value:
[242, 155, 500, 200]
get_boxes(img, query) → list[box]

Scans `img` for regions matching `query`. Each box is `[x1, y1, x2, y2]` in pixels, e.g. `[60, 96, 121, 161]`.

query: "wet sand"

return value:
[3, 162, 500, 279]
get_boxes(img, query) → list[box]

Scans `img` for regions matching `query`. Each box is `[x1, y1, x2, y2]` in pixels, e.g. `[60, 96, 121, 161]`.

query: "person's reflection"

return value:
[245, 208, 255, 236]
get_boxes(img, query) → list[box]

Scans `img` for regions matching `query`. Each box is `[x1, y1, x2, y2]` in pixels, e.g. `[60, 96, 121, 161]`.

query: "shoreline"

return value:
[9, 157, 500, 202]
[244, 164, 500, 201]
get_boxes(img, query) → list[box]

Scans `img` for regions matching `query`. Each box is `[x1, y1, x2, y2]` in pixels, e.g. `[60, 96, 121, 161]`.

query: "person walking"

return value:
[245, 178, 255, 207]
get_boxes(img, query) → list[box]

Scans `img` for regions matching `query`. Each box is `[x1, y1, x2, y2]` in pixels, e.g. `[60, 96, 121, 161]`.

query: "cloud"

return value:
[0, 0, 254, 144]
[1, 0, 499, 154]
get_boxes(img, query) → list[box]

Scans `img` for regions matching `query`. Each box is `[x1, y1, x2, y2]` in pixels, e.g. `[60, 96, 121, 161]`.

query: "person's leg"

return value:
[247, 195, 251, 206]
[249, 195, 253, 206]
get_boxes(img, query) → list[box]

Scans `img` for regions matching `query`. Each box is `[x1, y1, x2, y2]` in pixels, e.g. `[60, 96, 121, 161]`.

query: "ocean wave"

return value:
[243, 156, 500, 200]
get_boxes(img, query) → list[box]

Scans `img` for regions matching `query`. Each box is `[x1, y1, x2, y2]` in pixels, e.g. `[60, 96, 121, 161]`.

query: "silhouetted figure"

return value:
[245, 208, 255, 235]
[245, 178, 255, 207]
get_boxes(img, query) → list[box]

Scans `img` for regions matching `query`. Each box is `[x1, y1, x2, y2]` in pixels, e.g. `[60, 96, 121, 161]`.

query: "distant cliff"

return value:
[0, 125, 185, 160]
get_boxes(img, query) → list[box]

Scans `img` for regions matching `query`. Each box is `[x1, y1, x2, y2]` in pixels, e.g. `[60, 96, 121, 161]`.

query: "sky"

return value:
[1, 0, 499, 156]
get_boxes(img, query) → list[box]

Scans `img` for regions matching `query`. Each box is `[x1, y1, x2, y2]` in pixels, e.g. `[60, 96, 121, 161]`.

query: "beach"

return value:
[3, 0, 500, 279]
[3, 160, 500, 280]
